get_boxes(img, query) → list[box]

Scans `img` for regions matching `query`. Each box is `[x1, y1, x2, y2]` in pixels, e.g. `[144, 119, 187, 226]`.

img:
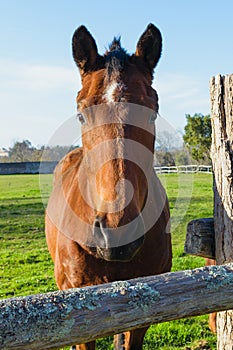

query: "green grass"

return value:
[0, 175, 55, 298]
[0, 173, 216, 349]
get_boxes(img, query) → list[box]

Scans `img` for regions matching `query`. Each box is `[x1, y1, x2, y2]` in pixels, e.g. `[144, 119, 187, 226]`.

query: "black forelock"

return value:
[104, 37, 129, 80]
[108, 37, 123, 52]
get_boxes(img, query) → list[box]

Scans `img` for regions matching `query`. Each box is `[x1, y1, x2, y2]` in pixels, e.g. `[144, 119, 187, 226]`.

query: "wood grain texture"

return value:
[210, 74, 233, 349]
[185, 218, 215, 259]
[1, 264, 233, 350]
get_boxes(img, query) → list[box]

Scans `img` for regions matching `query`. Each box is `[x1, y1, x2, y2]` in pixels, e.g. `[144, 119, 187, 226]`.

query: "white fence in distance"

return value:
[154, 165, 212, 174]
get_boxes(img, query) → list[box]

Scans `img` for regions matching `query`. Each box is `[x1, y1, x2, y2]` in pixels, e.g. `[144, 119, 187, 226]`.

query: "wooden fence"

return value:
[154, 164, 212, 174]
[1, 264, 233, 350]
[186, 74, 233, 348]
[1, 74, 233, 349]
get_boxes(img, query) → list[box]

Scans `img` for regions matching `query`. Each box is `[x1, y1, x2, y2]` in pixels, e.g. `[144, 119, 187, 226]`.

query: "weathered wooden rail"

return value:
[1, 263, 233, 350]
[185, 218, 215, 259]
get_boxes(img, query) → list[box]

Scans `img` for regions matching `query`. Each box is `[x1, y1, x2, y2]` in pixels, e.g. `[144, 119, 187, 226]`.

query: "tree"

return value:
[41, 145, 75, 161]
[156, 130, 183, 152]
[183, 113, 211, 164]
[154, 151, 175, 166]
[5, 141, 79, 163]
[173, 148, 192, 166]
[8, 140, 36, 162]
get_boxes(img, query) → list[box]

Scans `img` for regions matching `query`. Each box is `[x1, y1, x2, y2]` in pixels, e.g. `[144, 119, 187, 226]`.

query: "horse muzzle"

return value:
[92, 215, 145, 262]
[96, 235, 144, 262]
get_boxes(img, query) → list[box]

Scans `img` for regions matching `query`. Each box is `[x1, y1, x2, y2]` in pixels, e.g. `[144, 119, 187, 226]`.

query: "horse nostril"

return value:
[94, 219, 101, 228]
[93, 216, 108, 248]
[94, 215, 106, 228]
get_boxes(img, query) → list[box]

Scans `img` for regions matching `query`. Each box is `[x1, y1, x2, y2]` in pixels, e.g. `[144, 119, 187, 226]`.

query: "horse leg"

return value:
[208, 311, 217, 333]
[114, 327, 148, 350]
[71, 341, 96, 350]
[205, 258, 217, 333]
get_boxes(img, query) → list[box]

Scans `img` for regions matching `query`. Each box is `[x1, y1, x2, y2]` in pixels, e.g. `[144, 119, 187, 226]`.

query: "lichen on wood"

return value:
[2, 265, 233, 349]
[185, 263, 233, 291]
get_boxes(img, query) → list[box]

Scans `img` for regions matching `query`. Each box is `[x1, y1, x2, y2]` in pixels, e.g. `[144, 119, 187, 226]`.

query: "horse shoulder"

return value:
[152, 171, 170, 219]
[46, 147, 83, 261]
[53, 147, 83, 183]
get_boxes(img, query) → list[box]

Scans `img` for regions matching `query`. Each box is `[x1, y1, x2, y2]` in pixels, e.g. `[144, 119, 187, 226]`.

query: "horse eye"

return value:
[149, 112, 157, 124]
[77, 112, 86, 125]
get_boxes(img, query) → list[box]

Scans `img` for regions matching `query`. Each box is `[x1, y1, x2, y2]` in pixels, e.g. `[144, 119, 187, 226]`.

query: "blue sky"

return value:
[1, 0, 233, 148]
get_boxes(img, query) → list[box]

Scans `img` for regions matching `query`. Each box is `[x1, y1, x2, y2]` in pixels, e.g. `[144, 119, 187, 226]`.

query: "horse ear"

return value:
[135, 23, 162, 72]
[72, 26, 101, 75]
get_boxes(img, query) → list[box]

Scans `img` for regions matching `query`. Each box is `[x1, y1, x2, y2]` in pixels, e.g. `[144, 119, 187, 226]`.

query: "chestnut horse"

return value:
[205, 258, 217, 333]
[46, 24, 172, 350]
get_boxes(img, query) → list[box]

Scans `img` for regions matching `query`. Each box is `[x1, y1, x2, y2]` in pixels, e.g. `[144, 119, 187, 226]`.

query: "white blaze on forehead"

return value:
[104, 82, 119, 103]
[104, 81, 125, 103]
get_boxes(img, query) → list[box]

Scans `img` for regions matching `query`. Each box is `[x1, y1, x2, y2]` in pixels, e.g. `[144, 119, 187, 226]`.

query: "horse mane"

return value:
[104, 37, 129, 80]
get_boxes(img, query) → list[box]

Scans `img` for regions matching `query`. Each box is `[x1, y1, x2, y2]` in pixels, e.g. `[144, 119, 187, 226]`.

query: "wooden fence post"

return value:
[210, 74, 233, 349]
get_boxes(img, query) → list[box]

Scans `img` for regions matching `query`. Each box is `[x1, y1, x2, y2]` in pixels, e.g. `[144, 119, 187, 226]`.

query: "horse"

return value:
[45, 23, 172, 350]
[205, 258, 217, 333]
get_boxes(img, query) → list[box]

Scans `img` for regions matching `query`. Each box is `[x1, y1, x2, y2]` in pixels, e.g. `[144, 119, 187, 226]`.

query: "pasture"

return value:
[0, 173, 217, 349]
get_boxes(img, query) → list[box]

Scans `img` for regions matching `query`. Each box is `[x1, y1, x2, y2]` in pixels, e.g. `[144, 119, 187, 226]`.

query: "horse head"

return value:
[72, 24, 162, 262]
